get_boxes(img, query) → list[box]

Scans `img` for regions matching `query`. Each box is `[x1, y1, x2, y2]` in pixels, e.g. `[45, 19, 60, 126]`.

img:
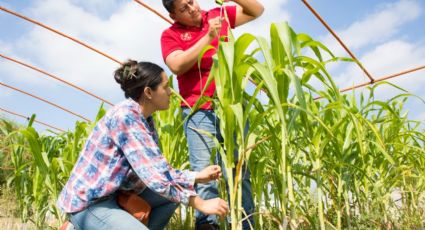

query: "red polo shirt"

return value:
[161, 6, 237, 109]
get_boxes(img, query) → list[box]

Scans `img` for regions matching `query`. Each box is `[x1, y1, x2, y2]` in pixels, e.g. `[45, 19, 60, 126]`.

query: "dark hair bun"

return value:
[113, 60, 164, 101]
[114, 59, 138, 85]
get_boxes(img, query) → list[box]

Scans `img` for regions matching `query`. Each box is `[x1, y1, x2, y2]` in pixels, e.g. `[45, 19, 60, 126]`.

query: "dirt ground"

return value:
[0, 217, 35, 230]
[0, 187, 35, 230]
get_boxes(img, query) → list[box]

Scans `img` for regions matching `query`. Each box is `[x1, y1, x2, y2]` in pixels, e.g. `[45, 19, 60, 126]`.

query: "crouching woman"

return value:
[57, 60, 228, 230]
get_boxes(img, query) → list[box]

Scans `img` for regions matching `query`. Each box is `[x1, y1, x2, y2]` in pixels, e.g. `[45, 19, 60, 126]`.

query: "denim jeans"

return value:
[182, 108, 255, 229]
[70, 187, 178, 230]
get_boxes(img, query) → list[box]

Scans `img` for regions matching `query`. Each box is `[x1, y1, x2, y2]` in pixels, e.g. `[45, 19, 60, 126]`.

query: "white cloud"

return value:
[301, 0, 425, 122]
[1, 0, 290, 96]
[336, 40, 425, 95]
[2, 0, 424, 130]
[1, 0, 170, 95]
[234, 0, 290, 39]
[0, 60, 48, 87]
[415, 111, 425, 122]
[0, 40, 11, 53]
[0, 87, 13, 99]
[322, 0, 422, 57]
[310, 0, 425, 108]
[69, 0, 121, 16]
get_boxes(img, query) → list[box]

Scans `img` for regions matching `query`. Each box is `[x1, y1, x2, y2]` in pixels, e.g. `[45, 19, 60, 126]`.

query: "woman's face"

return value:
[150, 72, 171, 111]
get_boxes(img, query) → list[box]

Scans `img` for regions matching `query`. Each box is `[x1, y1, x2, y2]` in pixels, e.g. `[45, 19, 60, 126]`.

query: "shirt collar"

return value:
[125, 98, 153, 123]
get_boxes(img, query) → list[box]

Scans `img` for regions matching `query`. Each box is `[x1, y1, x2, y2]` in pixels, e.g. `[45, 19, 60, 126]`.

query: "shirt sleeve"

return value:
[110, 108, 197, 206]
[161, 30, 183, 62]
[168, 166, 197, 191]
[225, 5, 237, 29]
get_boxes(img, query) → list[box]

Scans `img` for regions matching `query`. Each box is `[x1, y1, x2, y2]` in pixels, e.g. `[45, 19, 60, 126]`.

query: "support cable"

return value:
[0, 53, 114, 106]
[131, 1, 425, 104]
[1, 82, 91, 122]
[0, 107, 65, 132]
[2, 2, 423, 110]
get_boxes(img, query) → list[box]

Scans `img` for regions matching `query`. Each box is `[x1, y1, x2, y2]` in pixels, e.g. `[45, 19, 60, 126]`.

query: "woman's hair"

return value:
[162, 0, 175, 13]
[114, 60, 164, 101]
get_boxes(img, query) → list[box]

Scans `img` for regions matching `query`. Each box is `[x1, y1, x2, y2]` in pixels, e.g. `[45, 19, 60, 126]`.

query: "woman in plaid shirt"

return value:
[57, 60, 228, 230]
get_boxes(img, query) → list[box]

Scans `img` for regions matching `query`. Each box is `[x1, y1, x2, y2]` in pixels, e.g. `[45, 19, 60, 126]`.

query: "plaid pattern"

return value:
[57, 99, 197, 213]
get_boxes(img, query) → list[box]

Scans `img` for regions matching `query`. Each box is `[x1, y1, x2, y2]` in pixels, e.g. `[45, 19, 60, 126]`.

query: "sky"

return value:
[0, 0, 424, 132]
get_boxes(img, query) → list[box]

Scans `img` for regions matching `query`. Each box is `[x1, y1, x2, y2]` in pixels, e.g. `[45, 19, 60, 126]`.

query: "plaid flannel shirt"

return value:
[57, 99, 197, 213]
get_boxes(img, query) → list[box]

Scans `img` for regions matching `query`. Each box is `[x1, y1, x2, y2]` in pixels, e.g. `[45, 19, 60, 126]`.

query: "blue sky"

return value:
[1, 0, 424, 132]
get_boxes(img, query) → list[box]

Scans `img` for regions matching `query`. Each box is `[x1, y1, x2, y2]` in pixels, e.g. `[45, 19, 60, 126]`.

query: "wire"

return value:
[0, 107, 65, 132]
[1, 82, 91, 122]
[0, 53, 114, 106]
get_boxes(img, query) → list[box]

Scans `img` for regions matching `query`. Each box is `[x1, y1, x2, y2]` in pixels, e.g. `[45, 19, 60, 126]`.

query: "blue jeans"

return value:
[70, 187, 178, 230]
[182, 108, 255, 229]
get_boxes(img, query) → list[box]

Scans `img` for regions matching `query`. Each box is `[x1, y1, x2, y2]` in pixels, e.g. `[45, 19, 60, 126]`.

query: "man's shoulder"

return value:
[161, 25, 180, 37]
[205, 7, 222, 18]
[161, 26, 173, 35]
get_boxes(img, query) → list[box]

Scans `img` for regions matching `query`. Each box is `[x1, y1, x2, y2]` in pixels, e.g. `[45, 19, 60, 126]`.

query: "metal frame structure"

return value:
[1, 0, 424, 131]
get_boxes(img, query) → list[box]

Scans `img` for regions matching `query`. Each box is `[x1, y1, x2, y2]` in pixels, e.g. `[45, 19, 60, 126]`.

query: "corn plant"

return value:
[205, 21, 425, 229]
[0, 119, 17, 185]
[3, 106, 104, 229]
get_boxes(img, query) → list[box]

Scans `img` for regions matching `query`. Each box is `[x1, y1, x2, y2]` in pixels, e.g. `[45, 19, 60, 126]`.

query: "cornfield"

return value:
[1, 22, 424, 229]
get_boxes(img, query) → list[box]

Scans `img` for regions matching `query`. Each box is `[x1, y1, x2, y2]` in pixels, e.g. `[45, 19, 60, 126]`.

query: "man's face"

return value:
[170, 0, 202, 27]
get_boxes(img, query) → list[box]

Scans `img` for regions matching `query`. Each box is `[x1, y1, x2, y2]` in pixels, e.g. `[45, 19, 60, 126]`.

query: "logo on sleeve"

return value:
[180, 32, 192, 41]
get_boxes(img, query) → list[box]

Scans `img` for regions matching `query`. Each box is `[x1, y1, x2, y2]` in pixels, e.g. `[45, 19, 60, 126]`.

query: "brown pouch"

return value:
[117, 191, 151, 225]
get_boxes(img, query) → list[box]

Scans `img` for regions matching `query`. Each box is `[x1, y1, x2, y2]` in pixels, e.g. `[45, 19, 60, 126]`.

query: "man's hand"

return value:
[165, 16, 223, 75]
[207, 17, 223, 39]
[189, 196, 229, 217]
[195, 165, 222, 183]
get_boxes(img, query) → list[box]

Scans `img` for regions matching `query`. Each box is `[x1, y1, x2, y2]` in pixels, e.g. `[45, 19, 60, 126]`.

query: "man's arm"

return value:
[165, 18, 222, 75]
[165, 32, 213, 75]
[232, 0, 264, 27]
[165, 1, 264, 75]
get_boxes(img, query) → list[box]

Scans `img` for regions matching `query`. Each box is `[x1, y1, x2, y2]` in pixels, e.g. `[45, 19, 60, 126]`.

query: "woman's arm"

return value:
[167, 164, 221, 190]
[110, 108, 196, 205]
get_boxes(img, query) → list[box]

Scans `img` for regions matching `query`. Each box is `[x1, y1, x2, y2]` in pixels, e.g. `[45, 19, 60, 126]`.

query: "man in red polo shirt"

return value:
[161, 0, 263, 229]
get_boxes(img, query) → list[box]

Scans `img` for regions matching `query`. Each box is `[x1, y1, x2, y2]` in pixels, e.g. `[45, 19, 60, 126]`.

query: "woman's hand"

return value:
[195, 165, 222, 183]
[189, 196, 228, 217]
